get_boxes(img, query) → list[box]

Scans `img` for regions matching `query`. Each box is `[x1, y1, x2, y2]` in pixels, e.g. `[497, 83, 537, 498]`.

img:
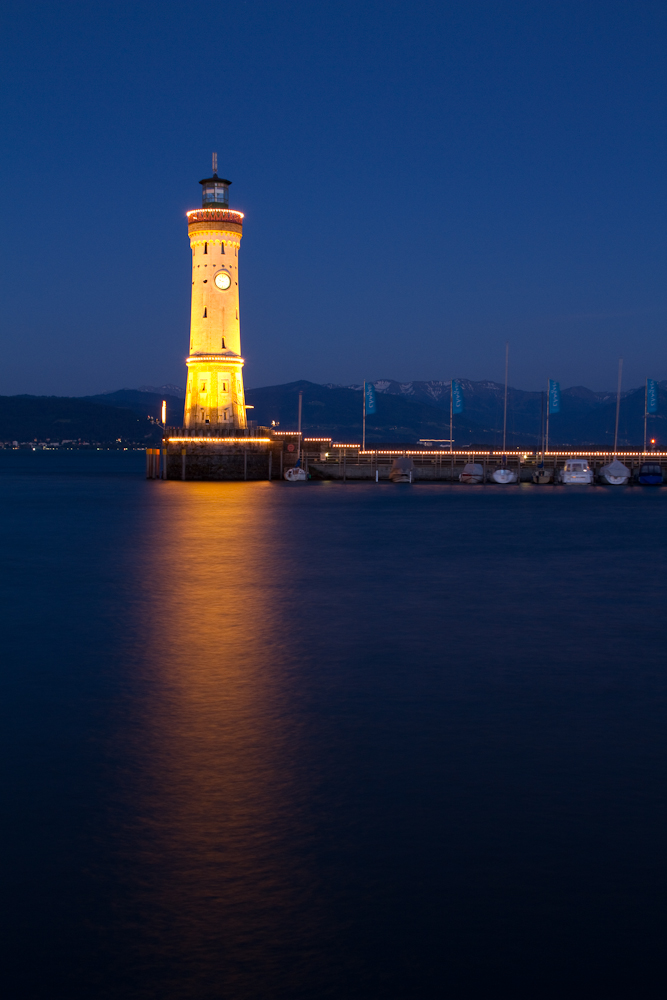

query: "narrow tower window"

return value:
[221, 243, 225, 254]
[203, 308, 207, 318]
[236, 310, 238, 319]
[221, 338, 226, 349]
[204, 242, 208, 254]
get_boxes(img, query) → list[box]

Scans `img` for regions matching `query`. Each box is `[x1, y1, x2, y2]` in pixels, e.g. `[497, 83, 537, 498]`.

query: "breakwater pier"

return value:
[148, 431, 667, 481]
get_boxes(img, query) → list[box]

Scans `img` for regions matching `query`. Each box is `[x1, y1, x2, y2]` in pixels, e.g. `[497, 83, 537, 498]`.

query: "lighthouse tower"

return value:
[183, 155, 246, 430]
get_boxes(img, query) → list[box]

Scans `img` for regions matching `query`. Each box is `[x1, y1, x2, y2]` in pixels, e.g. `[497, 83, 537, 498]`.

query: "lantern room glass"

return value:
[202, 182, 229, 207]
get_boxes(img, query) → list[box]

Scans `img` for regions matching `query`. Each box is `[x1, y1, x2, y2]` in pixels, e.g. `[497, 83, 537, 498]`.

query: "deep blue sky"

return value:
[0, 0, 665, 395]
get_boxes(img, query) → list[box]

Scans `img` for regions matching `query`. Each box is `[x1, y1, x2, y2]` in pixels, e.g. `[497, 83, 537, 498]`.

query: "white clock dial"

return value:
[214, 271, 231, 290]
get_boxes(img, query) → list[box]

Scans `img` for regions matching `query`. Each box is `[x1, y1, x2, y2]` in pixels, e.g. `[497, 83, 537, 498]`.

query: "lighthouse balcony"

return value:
[186, 208, 244, 225]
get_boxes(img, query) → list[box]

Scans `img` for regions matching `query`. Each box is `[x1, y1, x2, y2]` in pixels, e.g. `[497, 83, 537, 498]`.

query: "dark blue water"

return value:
[1, 452, 665, 999]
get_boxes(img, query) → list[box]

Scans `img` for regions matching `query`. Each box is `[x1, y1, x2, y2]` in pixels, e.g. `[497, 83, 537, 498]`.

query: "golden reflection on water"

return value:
[122, 482, 322, 997]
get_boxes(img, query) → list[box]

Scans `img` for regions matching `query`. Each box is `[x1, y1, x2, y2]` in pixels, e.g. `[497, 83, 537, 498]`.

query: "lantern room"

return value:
[199, 173, 231, 207]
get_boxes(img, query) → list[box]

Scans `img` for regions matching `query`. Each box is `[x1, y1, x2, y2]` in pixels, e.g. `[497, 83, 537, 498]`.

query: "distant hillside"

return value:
[137, 384, 185, 398]
[0, 395, 166, 445]
[81, 389, 185, 423]
[2, 379, 665, 447]
[245, 381, 486, 445]
[246, 379, 667, 447]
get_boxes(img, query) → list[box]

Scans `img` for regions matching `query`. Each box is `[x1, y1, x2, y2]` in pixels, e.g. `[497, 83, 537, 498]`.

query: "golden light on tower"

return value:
[183, 154, 247, 430]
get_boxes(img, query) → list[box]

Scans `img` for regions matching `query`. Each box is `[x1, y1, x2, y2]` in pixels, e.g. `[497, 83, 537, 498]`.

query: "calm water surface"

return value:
[1, 452, 665, 999]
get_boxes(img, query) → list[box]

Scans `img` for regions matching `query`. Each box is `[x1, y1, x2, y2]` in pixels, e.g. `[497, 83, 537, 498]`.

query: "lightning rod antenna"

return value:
[212, 151, 218, 174]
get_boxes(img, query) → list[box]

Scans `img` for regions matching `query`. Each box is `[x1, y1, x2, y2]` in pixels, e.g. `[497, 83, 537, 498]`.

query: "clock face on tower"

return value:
[214, 271, 231, 290]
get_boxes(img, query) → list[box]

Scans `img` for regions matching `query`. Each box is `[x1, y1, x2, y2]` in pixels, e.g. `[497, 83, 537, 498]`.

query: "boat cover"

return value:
[600, 460, 630, 478]
[391, 457, 415, 473]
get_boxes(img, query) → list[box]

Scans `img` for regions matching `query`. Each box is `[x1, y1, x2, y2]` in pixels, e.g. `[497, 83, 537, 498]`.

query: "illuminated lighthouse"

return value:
[183, 154, 247, 430]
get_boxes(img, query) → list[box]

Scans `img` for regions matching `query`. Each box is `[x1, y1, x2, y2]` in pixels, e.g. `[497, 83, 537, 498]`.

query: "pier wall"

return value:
[306, 451, 667, 482]
[158, 428, 303, 481]
[151, 432, 667, 482]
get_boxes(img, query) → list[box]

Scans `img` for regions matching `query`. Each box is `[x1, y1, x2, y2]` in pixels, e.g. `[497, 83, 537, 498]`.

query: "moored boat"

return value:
[598, 459, 630, 485]
[597, 360, 628, 486]
[389, 456, 415, 483]
[459, 462, 484, 484]
[558, 459, 593, 485]
[492, 462, 517, 484]
[285, 392, 308, 480]
[532, 466, 553, 484]
[284, 460, 308, 482]
[493, 342, 515, 485]
[636, 462, 663, 486]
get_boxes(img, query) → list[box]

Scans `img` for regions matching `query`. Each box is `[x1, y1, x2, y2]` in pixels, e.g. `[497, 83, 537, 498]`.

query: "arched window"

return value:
[203, 308, 207, 318]
[204, 242, 208, 254]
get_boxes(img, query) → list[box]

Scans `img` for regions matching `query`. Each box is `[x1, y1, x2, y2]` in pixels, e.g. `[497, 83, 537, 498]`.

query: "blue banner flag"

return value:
[365, 382, 376, 415]
[647, 379, 658, 414]
[452, 380, 464, 414]
[548, 379, 561, 414]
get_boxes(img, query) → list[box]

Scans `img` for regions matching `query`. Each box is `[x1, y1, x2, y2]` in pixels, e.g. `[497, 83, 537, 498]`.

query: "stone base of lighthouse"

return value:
[157, 431, 304, 481]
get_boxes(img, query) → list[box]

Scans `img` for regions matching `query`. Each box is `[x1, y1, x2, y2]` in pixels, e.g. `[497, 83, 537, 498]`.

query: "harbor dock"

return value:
[150, 430, 667, 481]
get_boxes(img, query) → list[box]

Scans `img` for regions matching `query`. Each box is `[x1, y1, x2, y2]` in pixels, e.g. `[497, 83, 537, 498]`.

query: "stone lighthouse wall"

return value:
[183, 209, 247, 431]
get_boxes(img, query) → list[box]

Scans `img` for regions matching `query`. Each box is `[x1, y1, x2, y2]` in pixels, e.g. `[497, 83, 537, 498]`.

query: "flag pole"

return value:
[644, 378, 648, 456]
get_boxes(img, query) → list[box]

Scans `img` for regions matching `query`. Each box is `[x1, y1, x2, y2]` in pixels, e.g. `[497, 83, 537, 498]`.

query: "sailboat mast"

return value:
[449, 380, 453, 454]
[613, 358, 623, 457]
[297, 390, 303, 461]
[502, 342, 509, 453]
[545, 379, 550, 455]
[644, 377, 648, 455]
[363, 382, 366, 452]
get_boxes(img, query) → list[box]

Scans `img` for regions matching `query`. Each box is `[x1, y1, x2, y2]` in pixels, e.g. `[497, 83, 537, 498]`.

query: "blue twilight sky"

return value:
[0, 0, 665, 395]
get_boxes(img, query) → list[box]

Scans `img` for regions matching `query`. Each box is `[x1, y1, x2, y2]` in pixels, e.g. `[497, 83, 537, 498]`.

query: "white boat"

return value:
[492, 465, 517, 484]
[284, 465, 307, 482]
[389, 456, 415, 483]
[558, 459, 593, 485]
[459, 462, 484, 484]
[285, 395, 308, 480]
[598, 459, 630, 485]
[491, 343, 516, 485]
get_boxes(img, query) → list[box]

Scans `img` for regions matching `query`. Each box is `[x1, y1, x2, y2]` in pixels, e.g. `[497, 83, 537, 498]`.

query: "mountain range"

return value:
[245, 379, 667, 448]
[1, 379, 665, 448]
